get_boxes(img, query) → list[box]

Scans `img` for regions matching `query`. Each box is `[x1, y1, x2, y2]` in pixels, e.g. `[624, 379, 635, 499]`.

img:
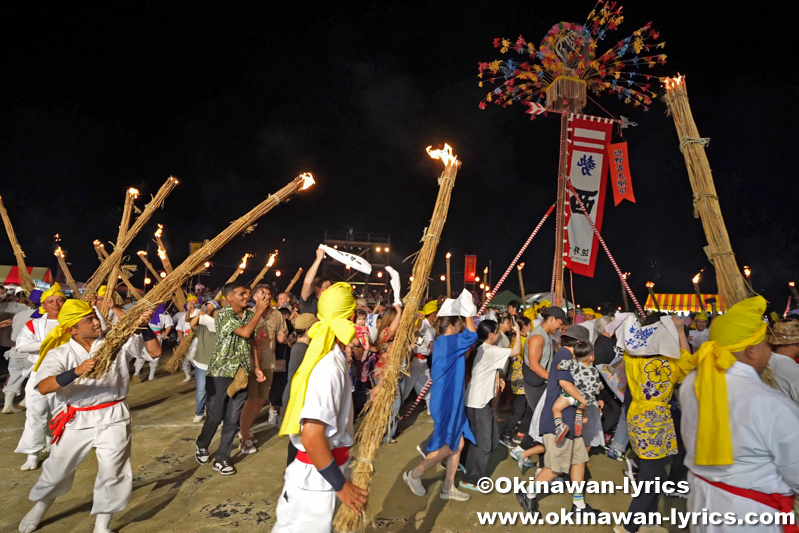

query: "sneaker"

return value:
[239, 439, 257, 455]
[416, 444, 426, 459]
[624, 457, 638, 483]
[513, 433, 524, 444]
[440, 486, 470, 501]
[458, 480, 481, 492]
[181, 375, 192, 383]
[213, 460, 236, 475]
[516, 452, 535, 473]
[571, 502, 601, 515]
[516, 491, 539, 513]
[237, 432, 258, 444]
[509, 446, 522, 462]
[267, 410, 278, 426]
[555, 424, 570, 444]
[193, 414, 205, 423]
[195, 445, 210, 465]
[403, 470, 426, 496]
[499, 434, 515, 449]
[606, 448, 625, 461]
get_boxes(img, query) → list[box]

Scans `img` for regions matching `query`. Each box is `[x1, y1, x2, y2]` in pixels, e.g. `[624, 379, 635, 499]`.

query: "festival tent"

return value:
[0, 265, 53, 286]
[524, 291, 574, 309]
[645, 293, 726, 313]
[488, 290, 523, 307]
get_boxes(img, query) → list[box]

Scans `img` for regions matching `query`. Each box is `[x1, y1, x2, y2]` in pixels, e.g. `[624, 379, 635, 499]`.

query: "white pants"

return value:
[29, 420, 132, 514]
[272, 460, 346, 533]
[3, 356, 33, 395]
[15, 371, 58, 454]
[403, 357, 430, 401]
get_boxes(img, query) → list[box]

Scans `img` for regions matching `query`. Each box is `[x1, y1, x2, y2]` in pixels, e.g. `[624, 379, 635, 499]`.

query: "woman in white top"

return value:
[459, 319, 520, 491]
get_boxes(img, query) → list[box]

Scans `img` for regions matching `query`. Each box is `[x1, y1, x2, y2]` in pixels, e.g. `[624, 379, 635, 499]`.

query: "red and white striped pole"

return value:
[566, 180, 644, 316]
[402, 378, 431, 421]
[478, 204, 555, 315]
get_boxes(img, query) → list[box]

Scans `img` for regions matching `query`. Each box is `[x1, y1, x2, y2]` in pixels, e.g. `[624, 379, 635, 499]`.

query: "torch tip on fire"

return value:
[127, 188, 140, 198]
[664, 73, 684, 90]
[692, 274, 701, 284]
[54, 246, 64, 257]
[790, 282, 795, 287]
[298, 172, 315, 190]
[426, 143, 458, 167]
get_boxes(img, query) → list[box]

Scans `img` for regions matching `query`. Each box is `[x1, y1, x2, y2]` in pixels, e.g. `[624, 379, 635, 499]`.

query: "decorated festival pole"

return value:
[517, 262, 526, 307]
[54, 246, 82, 295]
[478, 204, 554, 314]
[92, 242, 142, 300]
[104, 188, 140, 308]
[567, 180, 644, 316]
[154, 225, 187, 309]
[664, 76, 748, 307]
[284, 267, 303, 293]
[0, 195, 34, 293]
[333, 145, 461, 533]
[85, 173, 314, 379]
[250, 251, 277, 289]
[621, 272, 631, 312]
[214, 253, 252, 300]
[84, 176, 178, 298]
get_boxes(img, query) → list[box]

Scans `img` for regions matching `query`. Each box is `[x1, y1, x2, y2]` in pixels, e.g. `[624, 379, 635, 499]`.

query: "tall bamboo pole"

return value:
[445, 252, 451, 297]
[646, 282, 660, 312]
[333, 145, 461, 533]
[92, 242, 142, 300]
[250, 251, 277, 289]
[664, 76, 748, 307]
[54, 246, 81, 295]
[135, 251, 162, 285]
[0, 195, 34, 292]
[103, 188, 139, 307]
[284, 268, 303, 293]
[517, 262, 526, 306]
[154, 225, 187, 309]
[84, 177, 178, 297]
[214, 253, 252, 300]
[551, 107, 570, 307]
[85, 173, 314, 379]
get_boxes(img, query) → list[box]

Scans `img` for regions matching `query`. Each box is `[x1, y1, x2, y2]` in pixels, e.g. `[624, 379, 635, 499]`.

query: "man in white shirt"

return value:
[2, 291, 39, 413]
[18, 299, 158, 533]
[132, 305, 172, 382]
[688, 311, 710, 352]
[767, 319, 799, 404]
[273, 282, 367, 532]
[404, 301, 436, 402]
[680, 296, 799, 533]
[14, 285, 66, 471]
[176, 296, 200, 383]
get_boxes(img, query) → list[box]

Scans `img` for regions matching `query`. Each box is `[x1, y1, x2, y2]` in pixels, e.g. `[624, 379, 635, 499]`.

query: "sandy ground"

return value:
[0, 359, 686, 533]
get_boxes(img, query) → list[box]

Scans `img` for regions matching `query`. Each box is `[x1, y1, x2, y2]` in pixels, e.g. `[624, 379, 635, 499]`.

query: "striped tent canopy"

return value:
[645, 293, 726, 313]
[0, 265, 53, 285]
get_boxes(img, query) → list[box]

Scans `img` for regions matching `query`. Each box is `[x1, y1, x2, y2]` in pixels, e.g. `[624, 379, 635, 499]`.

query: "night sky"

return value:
[2, 1, 797, 314]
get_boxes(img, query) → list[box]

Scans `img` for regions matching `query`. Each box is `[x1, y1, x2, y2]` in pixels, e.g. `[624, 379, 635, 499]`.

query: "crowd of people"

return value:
[1, 253, 799, 533]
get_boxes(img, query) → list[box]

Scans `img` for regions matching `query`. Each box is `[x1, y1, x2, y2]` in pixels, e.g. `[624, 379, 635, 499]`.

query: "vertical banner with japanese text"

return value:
[564, 115, 614, 278]
[464, 255, 477, 283]
[607, 142, 635, 205]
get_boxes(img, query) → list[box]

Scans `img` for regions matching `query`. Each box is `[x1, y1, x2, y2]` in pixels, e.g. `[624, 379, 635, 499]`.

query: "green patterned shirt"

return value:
[208, 307, 255, 378]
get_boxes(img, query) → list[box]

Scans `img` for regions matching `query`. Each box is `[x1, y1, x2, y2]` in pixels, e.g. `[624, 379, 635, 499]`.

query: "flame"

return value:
[297, 172, 315, 190]
[517, 262, 525, 270]
[743, 266, 751, 277]
[54, 246, 65, 258]
[168, 176, 179, 184]
[159, 271, 166, 278]
[446, 252, 451, 259]
[204, 261, 211, 268]
[239, 253, 252, 270]
[154, 224, 163, 238]
[426, 143, 458, 167]
[664, 74, 684, 90]
[692, 273, 701, 284]
[646, 281, 655, 289]
[790, 281, 795, 288]
[267, 252, 277, 268]
[127, 188, 140, 199]
[621, 272, 629, 280]
[157, 247, 166, 261]
[137, 250, 147, 257]
[144, 277, 151, 285]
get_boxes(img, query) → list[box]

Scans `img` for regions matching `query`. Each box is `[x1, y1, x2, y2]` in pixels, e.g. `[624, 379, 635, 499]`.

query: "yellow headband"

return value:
[680, 296, 767, 466]
[423, 300, 438, 316]
[35, 299, 95, 371]
[38, 282, 66, 315]
[186, 294, 198, 302]
[280, 282, 356, 436]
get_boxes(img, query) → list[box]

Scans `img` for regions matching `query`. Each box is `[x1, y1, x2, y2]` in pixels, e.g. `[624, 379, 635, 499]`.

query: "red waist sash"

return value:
[295, 446, 350, 467]
[693, 473, 797, 533]
[49, 399, 125, 445]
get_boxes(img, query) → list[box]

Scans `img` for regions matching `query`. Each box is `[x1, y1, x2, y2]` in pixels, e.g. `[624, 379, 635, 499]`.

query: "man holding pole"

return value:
[18, 299, 158, 533]
[299, 249, 331, 315]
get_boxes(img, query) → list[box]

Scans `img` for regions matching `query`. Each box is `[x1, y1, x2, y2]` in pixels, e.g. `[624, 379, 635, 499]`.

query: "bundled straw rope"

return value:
[663, 78, 749, 307]
[85, 174, 313, 379]
[164, 331, 195, 373]
[333, 151, 461, 533]
[154, 226, 187, 309]
[0, 196, 35, 292]
[94, 244, 142, 300]
[84, 177, 178, 298]
[284, 268, 303, 293]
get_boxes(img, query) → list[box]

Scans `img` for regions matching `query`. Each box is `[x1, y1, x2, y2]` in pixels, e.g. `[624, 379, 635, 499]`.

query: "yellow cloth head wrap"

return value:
[694, 311, 708, 322]
[38, 283, 66, 315]
[34, 299, 95, 371]
[186, 294, 198, 302]
[582, 308, 595, 317]
[679, 296, 767, 465]
[423, 300, 438, 316]
[523, 306, 536, 321]
[280, 282, 356, 436]
[97, 285, 108, 296]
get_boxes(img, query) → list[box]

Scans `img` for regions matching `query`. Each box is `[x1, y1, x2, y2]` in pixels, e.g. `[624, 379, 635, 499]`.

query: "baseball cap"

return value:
[562, 324, 591, 344]
[541, 306, 566, 321]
